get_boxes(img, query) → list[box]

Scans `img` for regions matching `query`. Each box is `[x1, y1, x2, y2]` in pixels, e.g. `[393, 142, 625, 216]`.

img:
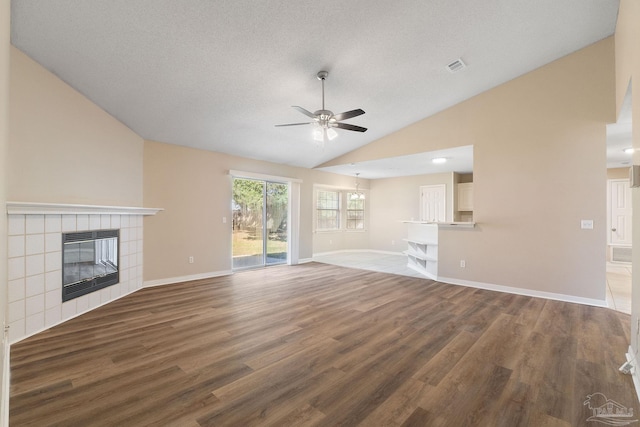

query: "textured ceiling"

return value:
[10, 0, 620, 173]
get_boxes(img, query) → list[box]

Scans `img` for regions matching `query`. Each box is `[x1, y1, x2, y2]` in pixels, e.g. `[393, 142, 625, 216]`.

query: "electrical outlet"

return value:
[460, 260, 466, 268]
[189, 256, 194, 264]
[222, 217, 227, 223]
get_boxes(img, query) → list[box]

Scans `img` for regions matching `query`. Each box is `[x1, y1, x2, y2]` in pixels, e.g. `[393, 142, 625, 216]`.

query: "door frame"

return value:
[419, 184, 446, 222]
[230, 170, 301, 267]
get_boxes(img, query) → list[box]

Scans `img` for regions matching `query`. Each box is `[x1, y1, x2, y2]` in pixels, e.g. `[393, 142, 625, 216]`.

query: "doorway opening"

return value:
[232, 178, 288, 269]
[605, 82, 633, 314]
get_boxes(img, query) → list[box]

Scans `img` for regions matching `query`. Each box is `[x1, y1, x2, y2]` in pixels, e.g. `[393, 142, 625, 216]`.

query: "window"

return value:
[346, 194, 365, 229]
[315, 189, 366, 231]
[316, 190, 340, 230]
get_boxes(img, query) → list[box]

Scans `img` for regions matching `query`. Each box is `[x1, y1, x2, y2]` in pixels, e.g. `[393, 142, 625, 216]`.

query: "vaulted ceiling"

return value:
[10, 1, 621, 174]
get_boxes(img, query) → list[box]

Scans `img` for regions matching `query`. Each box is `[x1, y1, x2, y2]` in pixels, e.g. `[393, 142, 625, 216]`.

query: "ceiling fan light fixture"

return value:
[275, 71, 367, 141]
[623, 147, 635, 154]
[313, 127, 323, 142]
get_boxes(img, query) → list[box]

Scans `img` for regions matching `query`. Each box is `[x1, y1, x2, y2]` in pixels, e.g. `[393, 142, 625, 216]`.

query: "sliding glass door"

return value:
[265, 182, 288, 265]
[232, 178, 288, 269]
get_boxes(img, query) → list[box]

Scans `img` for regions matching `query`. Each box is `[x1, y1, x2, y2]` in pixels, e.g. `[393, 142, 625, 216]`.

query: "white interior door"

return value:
[420, 185, 446, 222]
[609, 179, 632, 245]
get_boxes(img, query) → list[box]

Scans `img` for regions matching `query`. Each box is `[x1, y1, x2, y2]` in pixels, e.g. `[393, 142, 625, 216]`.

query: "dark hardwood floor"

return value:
[9, 262, 637, 426]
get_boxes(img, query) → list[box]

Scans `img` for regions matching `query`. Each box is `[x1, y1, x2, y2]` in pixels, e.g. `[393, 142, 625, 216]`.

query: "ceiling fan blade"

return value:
[292, 106, 317, 119]
[332, 109, 365, 121]
[275, 122, 314, 127]
[334, 122, 367, 132]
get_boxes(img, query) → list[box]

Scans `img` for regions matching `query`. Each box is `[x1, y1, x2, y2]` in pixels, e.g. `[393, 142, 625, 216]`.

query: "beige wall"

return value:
[8, 47, 143, 206]
[143, 140, 368, 282]
[323, 38, 615, 301]
[615, 0, 640, 355]
[312, 184, 370, 254]
[1, 0, 10, 418]
[369, 173, 454, 253]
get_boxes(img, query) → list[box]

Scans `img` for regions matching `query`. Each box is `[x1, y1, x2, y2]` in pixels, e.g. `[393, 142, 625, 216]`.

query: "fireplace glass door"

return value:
[62, 229, 119, 301]
[232, 178, 288, 269]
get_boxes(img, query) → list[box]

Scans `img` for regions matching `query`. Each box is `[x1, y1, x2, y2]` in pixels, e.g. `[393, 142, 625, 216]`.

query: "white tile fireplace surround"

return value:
[6, 202, 162, 344]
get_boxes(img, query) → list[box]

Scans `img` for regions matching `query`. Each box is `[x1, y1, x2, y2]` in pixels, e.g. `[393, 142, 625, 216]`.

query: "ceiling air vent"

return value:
[446, 58, 466, 73]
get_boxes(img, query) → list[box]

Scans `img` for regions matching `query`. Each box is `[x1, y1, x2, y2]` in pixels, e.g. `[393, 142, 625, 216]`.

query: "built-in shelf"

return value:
[402, 238, 438, 246]
[7, 201, 163, 216]
[403, 250, 437, 262]
[404, 222, 439, 280]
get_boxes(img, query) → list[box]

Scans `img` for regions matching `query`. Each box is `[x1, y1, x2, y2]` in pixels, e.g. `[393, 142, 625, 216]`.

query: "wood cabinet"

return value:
[457, 183, 473, 211]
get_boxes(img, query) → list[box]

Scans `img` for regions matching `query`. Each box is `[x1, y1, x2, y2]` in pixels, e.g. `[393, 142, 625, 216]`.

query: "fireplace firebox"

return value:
[62, 229, 119, 302]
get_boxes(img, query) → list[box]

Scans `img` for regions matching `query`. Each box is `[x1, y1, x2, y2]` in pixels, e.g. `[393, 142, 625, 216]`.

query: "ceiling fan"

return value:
[276, 71, 367, 142]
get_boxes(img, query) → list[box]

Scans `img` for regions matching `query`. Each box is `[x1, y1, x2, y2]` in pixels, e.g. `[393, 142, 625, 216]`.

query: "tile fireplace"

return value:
[6, 202, 162, 344]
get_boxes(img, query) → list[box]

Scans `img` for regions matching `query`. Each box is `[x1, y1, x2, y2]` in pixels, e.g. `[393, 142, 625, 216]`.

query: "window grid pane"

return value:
[346, 193, 365, 230]
[317, 190, 340, 230]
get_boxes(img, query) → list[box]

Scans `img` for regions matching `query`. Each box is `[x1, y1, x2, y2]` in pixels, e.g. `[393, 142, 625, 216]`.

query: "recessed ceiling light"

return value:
[623, 147, 635, 154]
[432, 157, 447, 164]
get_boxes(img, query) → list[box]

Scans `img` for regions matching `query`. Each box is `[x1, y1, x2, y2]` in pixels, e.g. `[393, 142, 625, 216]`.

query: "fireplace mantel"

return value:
[7, 202, 163, 216]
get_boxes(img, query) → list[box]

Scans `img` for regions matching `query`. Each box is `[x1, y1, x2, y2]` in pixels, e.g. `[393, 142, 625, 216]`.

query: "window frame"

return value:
[315, 189, 341, 231]
[314, 187, 367, 233]
[345, 193, 365, 230]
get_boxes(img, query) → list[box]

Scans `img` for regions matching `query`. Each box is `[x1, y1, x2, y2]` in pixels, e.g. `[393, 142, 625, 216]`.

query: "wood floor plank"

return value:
[9, 262, 637, 426]
[358, 377, 431, 427]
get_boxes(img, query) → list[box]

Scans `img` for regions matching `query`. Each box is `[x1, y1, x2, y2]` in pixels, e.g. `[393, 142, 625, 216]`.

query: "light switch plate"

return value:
[581, 220, 594, 230]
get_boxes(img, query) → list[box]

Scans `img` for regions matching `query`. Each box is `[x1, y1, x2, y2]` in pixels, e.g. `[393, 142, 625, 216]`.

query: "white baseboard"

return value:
[143, 270, 233, 288]
[437, 275, 608, 307]
[297, 258, 314, 264]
